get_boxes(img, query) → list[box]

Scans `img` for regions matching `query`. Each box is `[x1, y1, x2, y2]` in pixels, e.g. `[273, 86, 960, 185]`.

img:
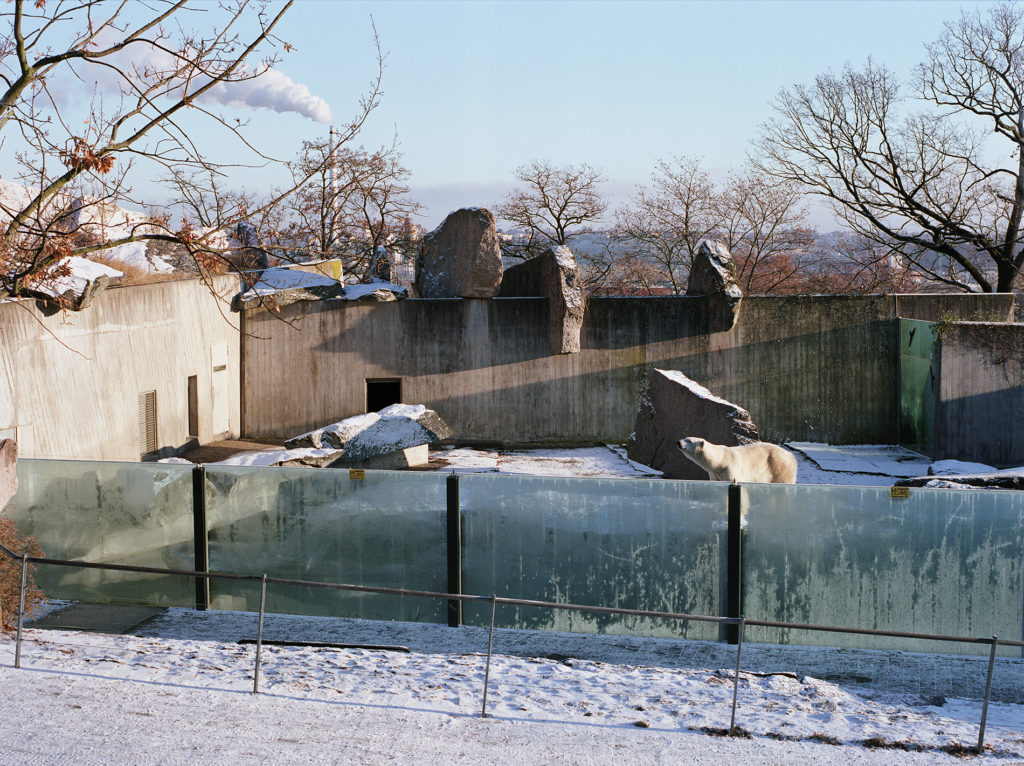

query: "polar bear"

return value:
[678, 437, 797, 484]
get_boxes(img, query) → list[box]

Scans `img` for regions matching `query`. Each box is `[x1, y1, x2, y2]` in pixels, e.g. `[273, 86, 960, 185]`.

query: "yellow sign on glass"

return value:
[890, 486, 910, 499]
[349, 469, 366, 480]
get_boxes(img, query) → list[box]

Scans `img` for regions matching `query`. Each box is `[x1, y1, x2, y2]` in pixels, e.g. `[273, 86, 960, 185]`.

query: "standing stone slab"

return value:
[0, 439, 17, 511]
[627, 369, 759, 480]
[687, 240, 743, 331]
[415, 208, 503, 298]
[498, 246, 585, 354]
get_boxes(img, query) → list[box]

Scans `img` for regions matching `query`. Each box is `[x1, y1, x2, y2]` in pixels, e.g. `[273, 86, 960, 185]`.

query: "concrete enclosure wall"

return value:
[0, 276, 241, 460]
[935, 322, 1024, 466]
[241, 293, 1012, 446]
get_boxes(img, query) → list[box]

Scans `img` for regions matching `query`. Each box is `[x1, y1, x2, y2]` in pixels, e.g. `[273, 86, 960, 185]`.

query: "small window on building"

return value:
[187, 375, 199, 438]
[138, 390, 158, 460]
[366, 378, 401, 412]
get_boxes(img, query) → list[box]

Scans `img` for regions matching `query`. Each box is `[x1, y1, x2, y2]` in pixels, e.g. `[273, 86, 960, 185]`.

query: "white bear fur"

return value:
[678, 437, 797, 484]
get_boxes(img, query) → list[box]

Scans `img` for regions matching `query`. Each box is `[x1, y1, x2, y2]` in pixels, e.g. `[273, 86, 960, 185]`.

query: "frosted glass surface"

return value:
[460, 475, 727, 639]
[6, 459, 195, 606]
[742, 484, 1024, 655]
[205, 467, 446, 621]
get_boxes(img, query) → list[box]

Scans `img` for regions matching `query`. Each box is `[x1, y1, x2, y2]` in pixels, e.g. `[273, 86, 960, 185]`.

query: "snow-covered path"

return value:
[2, 609, 1022, 765]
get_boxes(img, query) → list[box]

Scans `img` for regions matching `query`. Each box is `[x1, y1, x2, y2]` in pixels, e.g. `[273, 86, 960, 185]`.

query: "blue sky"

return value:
[254, 0, 980, 227]
[2, 0, 996, 228]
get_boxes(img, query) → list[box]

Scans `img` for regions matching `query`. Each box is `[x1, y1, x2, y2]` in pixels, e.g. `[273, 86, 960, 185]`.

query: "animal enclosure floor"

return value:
[28, 602, 166, 634]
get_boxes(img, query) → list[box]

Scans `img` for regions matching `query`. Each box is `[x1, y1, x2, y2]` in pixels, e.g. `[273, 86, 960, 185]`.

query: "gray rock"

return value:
[0, 439, 16, 511]
[346, 284, 406, 303]
[286, 404, 453, 465]
[499, 246, 585, 354]
[896, 472, 1024, 490]
[687, 240, 742, 331]
[231, 265, 347, 312]
[627, 369, 759, 480]
[415, 208, 503, 298]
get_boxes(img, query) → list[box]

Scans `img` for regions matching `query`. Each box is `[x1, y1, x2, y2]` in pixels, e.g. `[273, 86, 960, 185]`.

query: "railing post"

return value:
[446, 473, 462, 628]
[726, 482, 742, 644]
[977, 635, 998, 753]
[14, 553, 28, 669]
[729, 615, 745, 735]
[192, 465, 210, 611]
[252, 574, 267, 694]
[481, 594, 497, 719]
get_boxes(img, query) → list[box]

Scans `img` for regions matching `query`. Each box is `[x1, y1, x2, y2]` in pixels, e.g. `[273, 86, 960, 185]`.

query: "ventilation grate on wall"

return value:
[138, 390, 157, 460]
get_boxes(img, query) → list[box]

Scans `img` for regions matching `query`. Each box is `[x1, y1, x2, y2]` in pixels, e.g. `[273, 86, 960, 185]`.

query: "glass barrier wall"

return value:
[741, 483, 1024, 655]
[460, 474, 728, 640]
[204, 466, 447, 622]
[6, 459, 195, 606]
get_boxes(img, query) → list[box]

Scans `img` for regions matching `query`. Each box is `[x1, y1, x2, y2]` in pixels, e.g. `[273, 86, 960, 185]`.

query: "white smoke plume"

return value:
[200, 68, 333, 124]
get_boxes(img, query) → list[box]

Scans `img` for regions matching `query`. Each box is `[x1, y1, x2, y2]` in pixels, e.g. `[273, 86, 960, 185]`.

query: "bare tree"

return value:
[756, 2, 1024, 293]
[271, 137, 420, 280]
[613, 156, 721, 294]
[716, 166, 814, 294]
[495, 160, 607, 260]
[797, 233, 923, 295]
[0, 0, 381, 307]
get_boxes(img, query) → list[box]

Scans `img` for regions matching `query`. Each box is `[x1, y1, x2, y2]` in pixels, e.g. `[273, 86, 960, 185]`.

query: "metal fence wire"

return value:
[1, 543, 1019, 753]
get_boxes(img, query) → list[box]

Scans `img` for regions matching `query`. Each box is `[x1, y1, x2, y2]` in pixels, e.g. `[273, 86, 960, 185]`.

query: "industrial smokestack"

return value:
[328, 125, 337, 251]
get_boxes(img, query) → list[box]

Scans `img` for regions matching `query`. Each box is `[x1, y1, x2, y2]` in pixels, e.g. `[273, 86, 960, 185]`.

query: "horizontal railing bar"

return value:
[3, 541, 1022, 649]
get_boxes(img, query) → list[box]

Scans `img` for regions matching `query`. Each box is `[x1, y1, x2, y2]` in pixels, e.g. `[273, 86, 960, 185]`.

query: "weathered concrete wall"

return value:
[934, 322, 1024, 466]
[0, 276, 241, 460]
[241, 293, 1010, 446]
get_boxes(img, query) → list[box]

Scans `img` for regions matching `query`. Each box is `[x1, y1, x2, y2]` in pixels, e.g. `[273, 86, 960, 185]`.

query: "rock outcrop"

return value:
[498, 245, 585, 354]
[627, 369, 759, 480]
[415, 208, 503, 298]
[686, 240, 742, 331]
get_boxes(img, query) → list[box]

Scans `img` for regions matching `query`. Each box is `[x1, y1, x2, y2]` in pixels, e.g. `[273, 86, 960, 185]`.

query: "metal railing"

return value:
[2, 542, 1020, 754]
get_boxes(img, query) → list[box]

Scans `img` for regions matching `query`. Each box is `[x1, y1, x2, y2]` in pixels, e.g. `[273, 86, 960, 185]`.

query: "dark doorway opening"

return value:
[187, 375, 199, 438]
[366, 378, 401, 412]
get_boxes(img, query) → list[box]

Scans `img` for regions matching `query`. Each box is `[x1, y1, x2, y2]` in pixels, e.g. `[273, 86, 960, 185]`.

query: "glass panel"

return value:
[899, 319, 937, 452]
[460, 475, 728, 639]
[6, 459, 195, 606]
[205, 466, 447, 622]
[742, 483, 1024, 655]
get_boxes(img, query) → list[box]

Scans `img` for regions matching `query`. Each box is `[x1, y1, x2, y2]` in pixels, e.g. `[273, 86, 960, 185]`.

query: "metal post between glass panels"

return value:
[14, 553, 27, 669]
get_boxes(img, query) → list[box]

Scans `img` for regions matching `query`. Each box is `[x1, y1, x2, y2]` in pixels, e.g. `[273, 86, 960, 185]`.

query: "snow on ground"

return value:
[212, 441, 1016, 486]
[212, 446, 338, 468]
[430, 445, 663, 479]
[3, 608, 1022, 765]
[427, 443, 1008, 486]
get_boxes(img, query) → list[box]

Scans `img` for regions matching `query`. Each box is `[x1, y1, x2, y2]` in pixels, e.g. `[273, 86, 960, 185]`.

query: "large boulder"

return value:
[627, 369, 759, 480]
[415, 208, 503, 298]
[498, 245, 585, 354]
[687, 240, 742, 331]
[286, 404, 453, 464]
[0, 439, 16, 511]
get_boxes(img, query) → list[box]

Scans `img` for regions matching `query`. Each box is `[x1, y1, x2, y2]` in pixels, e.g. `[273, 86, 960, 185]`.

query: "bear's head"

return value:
[678, 437, 706, 457]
